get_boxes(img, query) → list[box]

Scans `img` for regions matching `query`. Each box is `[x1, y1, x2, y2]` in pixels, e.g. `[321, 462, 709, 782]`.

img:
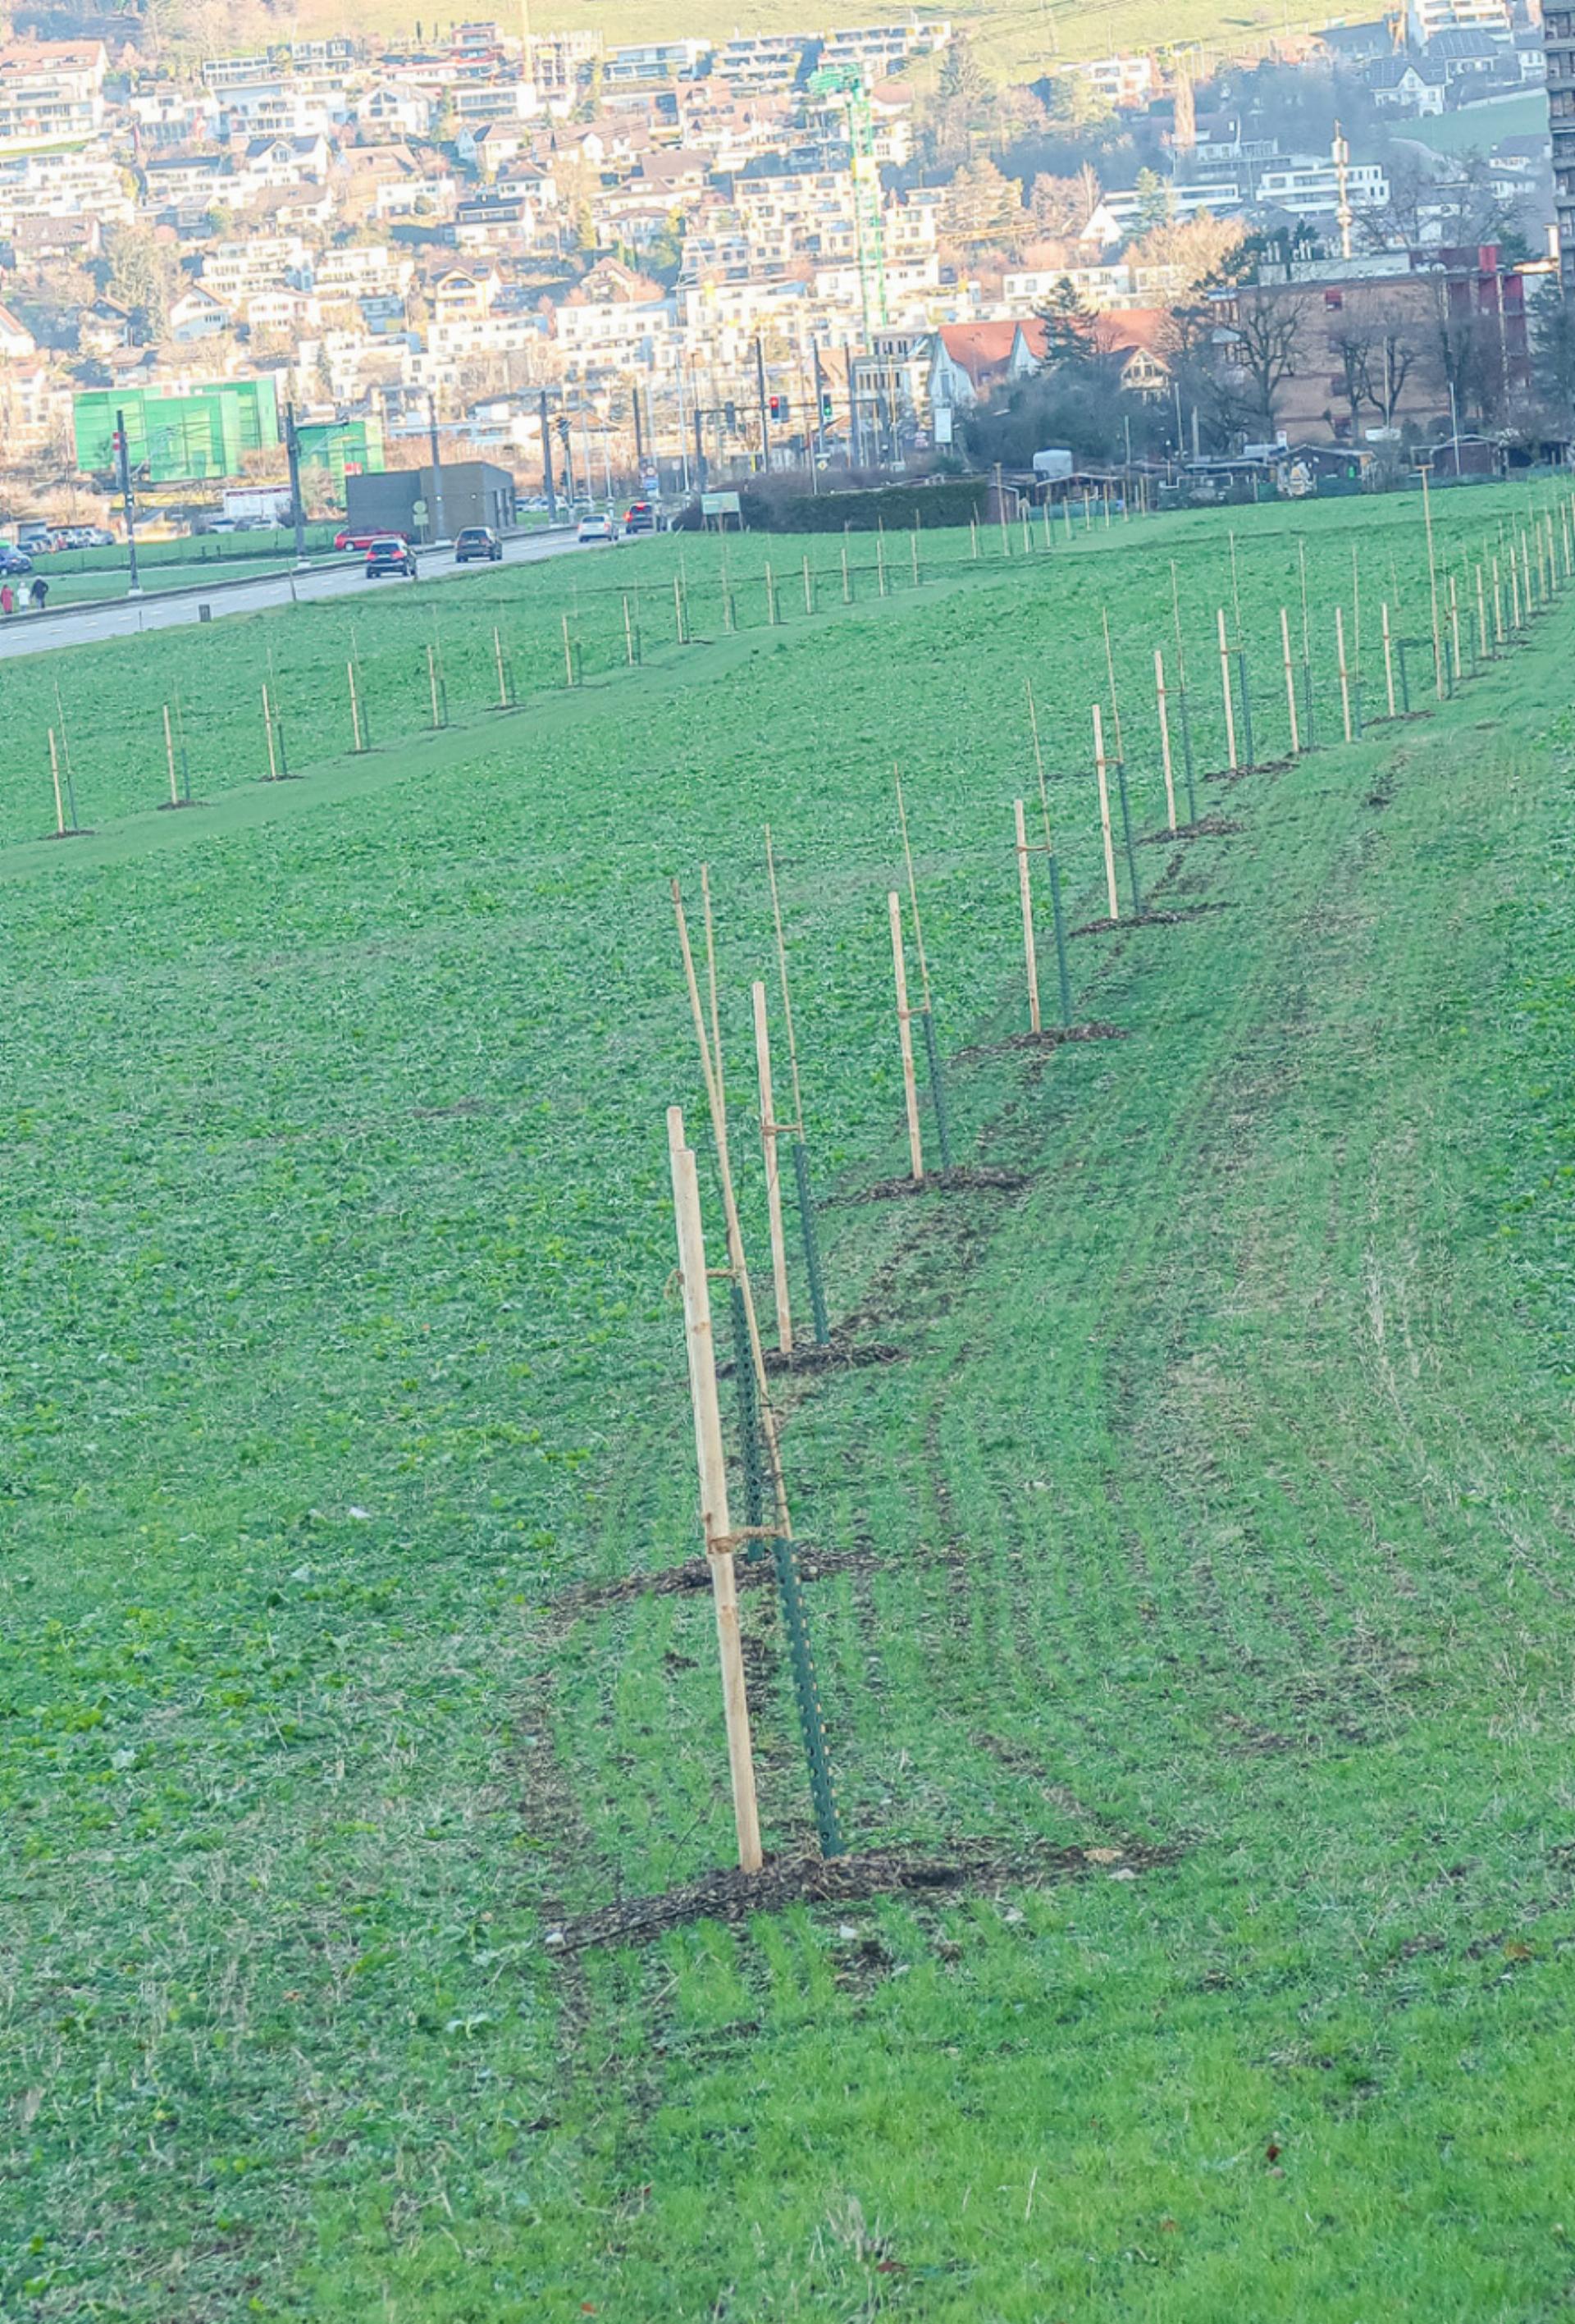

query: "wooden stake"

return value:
[262, 683, 278, 783]
[1093, 703, 1119, 922]
[841, 541, 851, 602]
[672, 883, 796, 1557]
[163, 704, 178, 805]
[888, 889, 924, 1180]
[1014, 798, 1041, 1033]
[666, 1105, 763, 1876]
[911, 520, 920, 585]
[48, 727, 65, 834]
[1449, 573, 1463, 680]
[1421, 463, 1443, 698]
[1281, 608, 1300, 755]
[802, 554, 813, 614]
[700, 861, 724, 1141]
[622, 596, 635, 668]
[1476, 565, 1489, 664]
[892, 768, 933, 1012]
[427, 641, 442, 728]
[751, 980, 792, 1355]
[562, 611, 574, 685]
[1155, 646, 1177, 829]
[1101, 609, 1125, 765]
[1492, 555, 1504, 646]
[1335, 606, 1353, 743]
[1509, 542, 1522, 633]
[673, 572, 685, 645]
[1217, 608, 1237, 771]
[765, 825, 806, 1138]
[1381, 601, 1396, 719]
[347, 659, 363, 752]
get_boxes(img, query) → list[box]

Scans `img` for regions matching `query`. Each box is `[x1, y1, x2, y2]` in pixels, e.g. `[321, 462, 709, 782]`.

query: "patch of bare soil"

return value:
[541, 1837, 1179, 1952]
[1139, 817, 1242, 845]
[718, 1339, 904, 1379]
[1070, 904, 1230, 938]
[543, 1539, 883, 1625]
[1203, 756, 1294, 783]
[993, 1022, 1128, 1054]
[849, 1165, 1032, 1203]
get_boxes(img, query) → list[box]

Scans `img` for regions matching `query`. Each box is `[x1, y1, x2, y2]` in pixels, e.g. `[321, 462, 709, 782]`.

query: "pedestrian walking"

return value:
[30, 575, 48, 611]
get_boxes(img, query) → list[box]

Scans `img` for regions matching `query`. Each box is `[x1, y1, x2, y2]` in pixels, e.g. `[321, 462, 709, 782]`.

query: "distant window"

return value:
[1324, 288, 1344, 308]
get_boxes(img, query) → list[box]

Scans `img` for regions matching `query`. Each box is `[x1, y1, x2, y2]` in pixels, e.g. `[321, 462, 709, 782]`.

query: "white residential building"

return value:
[1068, 53, 1157, 109]
[202, 235, 313, 300]
[1255, 157, 1390, 216]
[0, 41, 106, 153]
[0, 148, 134, 231]
[1404, 0, 1512, 43]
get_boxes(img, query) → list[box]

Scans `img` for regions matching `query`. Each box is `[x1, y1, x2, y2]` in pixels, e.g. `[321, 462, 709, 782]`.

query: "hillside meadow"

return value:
[3, 484, 1575, 2319]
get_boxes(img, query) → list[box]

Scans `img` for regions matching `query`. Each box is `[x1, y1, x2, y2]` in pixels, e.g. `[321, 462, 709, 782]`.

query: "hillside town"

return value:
[0, 0, 1570, 519]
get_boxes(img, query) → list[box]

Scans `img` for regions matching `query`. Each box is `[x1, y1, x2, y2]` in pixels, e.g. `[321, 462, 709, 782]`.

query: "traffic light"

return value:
[556, 415, 570, 445]
[820, 390, 833, 420]
[724, 400, 737, 431]
[768, 393, 781, 419]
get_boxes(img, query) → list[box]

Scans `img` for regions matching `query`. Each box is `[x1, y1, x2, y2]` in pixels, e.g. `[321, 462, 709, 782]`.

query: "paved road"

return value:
[0, 527, 593, 661]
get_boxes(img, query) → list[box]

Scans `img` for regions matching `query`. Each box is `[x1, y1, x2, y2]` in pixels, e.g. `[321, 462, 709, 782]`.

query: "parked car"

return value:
[0, 546, 34, 575]
[577, 514, 616, 546]
[365, 535, 417, 580]
[200, 515, 239, 534]
[336, 526, 404, 552]
[623, 500, 655, 536]
[454, 524, 502, 563]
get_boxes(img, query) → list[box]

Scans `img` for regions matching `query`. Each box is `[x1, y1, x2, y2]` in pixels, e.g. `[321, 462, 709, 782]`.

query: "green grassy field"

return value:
[290, 0, 1328, 79]
[3, 482, 1575, 2321]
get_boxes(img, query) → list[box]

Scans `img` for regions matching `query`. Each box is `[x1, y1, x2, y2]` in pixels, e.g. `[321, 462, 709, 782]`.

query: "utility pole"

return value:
[631, 374, 645, 483]
[755, 335, 771, 474]
[426, 388, 447, 545]
[1332, 118, 1353, 263]
[676, 361, 692, 494]
[843, 336, 862, 469]
[538, 386, 556, 522]
[810, 336, 826, 486]
[284, 400, 308, 569]
[115, 407, 141, 596]
[693, 398, 708, 491]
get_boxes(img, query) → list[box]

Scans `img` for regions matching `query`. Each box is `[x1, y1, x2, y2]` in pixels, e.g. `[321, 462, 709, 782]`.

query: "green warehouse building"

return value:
[73, 379, 281, 483]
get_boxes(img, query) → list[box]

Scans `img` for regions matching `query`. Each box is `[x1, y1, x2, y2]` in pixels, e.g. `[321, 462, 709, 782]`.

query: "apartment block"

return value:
[1550, 1, 1575, 289]
[1404, 0, 1512, 44]
[0, 41, 106, 152]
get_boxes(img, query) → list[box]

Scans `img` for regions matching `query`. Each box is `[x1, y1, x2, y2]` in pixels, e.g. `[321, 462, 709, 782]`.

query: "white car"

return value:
[577, 514, 616, 546]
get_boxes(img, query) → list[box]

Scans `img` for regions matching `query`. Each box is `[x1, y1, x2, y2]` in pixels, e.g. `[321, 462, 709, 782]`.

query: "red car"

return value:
[336, 526, 405, 552]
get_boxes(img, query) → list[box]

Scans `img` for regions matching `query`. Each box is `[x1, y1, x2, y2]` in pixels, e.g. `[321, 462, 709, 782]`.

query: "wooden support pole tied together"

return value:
[666, 1105, 763, 1875]
[1155, 647, 1177, 830]
[1014, 798, 1041, 1034]
[888, 889, 924, 1180]
[1093, 703, 1119, 922]
[1281, 608, 1300, 756]
[751, 979, 793, 1356]
[1217, 608, 1237, 771]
